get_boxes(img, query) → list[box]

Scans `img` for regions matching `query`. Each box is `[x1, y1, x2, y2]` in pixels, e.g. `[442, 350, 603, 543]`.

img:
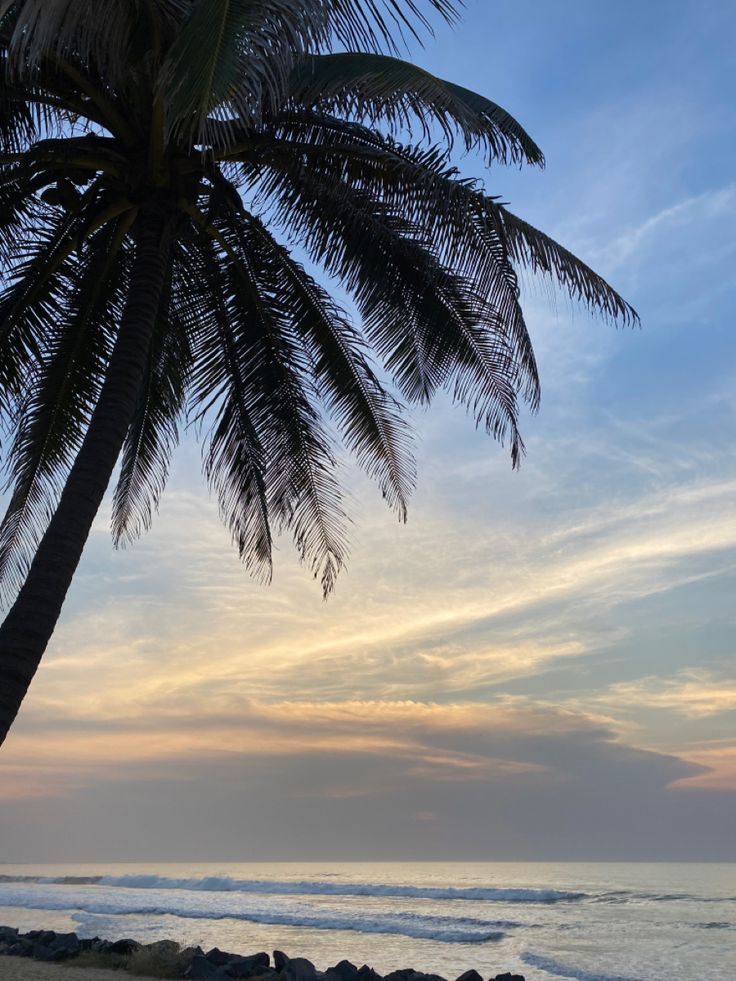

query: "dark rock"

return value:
[187, 955, 232, 980]
[208, 947, 236, 966]
[145, 939, 181, 957]
[79, 937, 101, 951]
[384, 971, 415, 981]
[108, 937, 142, 955]
[285, 957, 318, 981]
[7, 941, 33, 957]
[48, 932, 80, 958]
[224, 953, 273, 979]
[456, 972, 483, 981]
[0, 927, 18, 944]
[326, 960, 359, 981]
[33, 944, 68, 962]
[90, 938, 113, 953]
[234, 961, 284, 981]
[491, 974, 525, 981]
[181, 945, 205, 963]
[27, 930, 57, 945]
[274, 950, 290, 972]
[356, 966, 383, 981]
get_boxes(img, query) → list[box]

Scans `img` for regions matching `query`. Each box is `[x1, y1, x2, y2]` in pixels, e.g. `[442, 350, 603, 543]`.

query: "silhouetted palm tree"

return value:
[0, 0, 636, 744]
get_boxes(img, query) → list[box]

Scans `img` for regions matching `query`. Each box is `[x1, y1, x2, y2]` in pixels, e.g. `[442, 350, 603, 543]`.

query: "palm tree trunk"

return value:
[0, 209, 171, 746]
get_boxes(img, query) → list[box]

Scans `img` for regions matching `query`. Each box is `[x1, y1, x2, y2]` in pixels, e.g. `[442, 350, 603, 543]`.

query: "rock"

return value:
[356, 966, 383, 981]
[48, 932, 80, 959]
[274, 951, 291, 972]
[7, 941, 33, 957]
[181, 945, 206, 963]
[33, 944, 67, 963]
[491, 974, 525, 981]
[456, 972, 483, 981]
[384, 971, 415, 981]
[235, 970, 281, 981]
[0, 927, 18, 944]
[108, 937, 142, 955]
[79, 937, 101, 951]
[326, 960, 359, 981]
[145, 939, 181, 957]
[208, 947, 236, 966]
[186, 955, 232, 980]
[285, 957, 318, 981]
[224, 953, 273, 979]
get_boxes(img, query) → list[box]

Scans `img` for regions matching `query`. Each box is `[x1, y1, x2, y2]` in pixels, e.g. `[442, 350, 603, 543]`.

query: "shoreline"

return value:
[0, 927, 525, 981]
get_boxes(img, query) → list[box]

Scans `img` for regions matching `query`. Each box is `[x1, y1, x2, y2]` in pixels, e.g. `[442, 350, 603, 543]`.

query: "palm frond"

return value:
[111, 250, 191, 545]
[255, 155, 526, 462]
[247, 114, 540, 406]
[194, 212, 350, 595]
[226, 208, 416, 519]
[287, 53, 543, 165]
[186, 236, 274, 582]
[0, 219, 126, 604]
[496, 206, 640, 325]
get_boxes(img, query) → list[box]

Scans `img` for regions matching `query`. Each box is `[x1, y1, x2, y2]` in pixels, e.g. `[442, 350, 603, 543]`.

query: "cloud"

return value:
[595, 669, 736, 719]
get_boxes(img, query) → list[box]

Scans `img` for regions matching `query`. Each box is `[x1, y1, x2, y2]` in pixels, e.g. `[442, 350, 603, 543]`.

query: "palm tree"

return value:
[0, 0, 636, 746]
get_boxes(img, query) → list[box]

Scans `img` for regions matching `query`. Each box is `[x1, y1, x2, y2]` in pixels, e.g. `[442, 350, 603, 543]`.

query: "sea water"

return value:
[0, 862, 733, 981]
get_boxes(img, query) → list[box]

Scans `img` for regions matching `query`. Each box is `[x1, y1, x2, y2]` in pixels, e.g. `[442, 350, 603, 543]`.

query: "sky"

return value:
[1, 0, 735, 862]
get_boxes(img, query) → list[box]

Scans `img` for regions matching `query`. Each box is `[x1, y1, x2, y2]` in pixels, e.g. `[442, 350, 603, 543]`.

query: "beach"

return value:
[0, 960, 157, 981]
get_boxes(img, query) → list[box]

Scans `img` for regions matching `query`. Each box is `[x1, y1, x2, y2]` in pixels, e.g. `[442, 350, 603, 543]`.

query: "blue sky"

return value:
[0, 0, 734, 860]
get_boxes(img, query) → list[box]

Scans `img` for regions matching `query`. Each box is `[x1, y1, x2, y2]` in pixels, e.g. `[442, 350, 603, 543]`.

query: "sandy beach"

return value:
[0, 959, 157, 981]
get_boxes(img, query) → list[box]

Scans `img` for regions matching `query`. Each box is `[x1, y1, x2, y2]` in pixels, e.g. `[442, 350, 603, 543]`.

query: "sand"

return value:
[0, 958, 158, 980]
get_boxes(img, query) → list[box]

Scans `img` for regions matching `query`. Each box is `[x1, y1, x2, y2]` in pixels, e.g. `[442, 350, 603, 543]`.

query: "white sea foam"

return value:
[521, 952, 642, 981]
[0, 874, 583, 903]
[0, 886, 508, 944]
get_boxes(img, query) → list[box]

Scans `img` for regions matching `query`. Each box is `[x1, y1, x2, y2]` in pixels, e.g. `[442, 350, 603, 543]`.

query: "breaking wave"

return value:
[0, 874, 583, 904]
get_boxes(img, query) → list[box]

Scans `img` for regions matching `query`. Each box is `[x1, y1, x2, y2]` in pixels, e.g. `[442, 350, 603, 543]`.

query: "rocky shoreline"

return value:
[0, 926, 524, 981]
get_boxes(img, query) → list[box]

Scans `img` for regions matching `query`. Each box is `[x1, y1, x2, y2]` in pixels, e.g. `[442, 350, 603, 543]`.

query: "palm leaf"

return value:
[186, 235, 274, 582]
[0, 219, 125, 603]
[287, 52, 543, 165]
[226, 208, 416, 518]
[497, 206, 639, 325]
[111, 249, 192, 545]
[199, 212, 350, 595]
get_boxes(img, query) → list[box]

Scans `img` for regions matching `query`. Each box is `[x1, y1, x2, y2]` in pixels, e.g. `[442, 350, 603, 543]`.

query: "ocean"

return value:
[0, 863, 733, 981]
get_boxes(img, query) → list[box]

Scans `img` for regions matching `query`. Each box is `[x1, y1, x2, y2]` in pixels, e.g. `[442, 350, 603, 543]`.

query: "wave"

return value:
[0, 874, 583, 904]
[521, 953, 642, 981]
[0, 888, 509, 944]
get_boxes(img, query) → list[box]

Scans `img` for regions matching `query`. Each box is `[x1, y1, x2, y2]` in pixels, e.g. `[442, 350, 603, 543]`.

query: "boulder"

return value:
[33, 944, 67, 963]
[145, 939, 181, 957]
[356, 966, 383, 981]
[456, 972, 483, 981]
[26, 930, 57, 945]
[274, 950, 291, 972]
[208, 947, 236, 966]
[49, 932, 81, 958]
[326, 960, 359, 981]
[7, 941, 33, 957]
[285, 957, 319, 981]
[0, 927, 18, 944]
[491, 974, 525, 981]
[224, 953, 273, 979]
[108, 937, 142, 955]
[186, 955, 233, 980]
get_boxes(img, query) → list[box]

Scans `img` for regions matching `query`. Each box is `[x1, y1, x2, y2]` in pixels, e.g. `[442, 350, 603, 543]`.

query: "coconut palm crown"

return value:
[0, 0, 637, 744]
